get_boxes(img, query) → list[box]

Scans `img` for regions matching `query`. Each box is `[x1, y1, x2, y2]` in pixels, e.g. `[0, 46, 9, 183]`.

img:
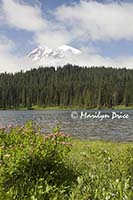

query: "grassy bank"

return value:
[1, 105, 133, 111]
[0, 123, 133, 200]
[32, 105, 133, 110]
[18, 105, 133, 110]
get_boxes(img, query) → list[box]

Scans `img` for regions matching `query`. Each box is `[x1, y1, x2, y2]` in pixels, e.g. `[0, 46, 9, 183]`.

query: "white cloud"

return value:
[0, 35, 14, 52]
[0, 35, 20, 72]
[34, 30, 72, 49]
[1, 0, 72, 48]
[0, 35, 33, 72]
[54, 1, 133, 41]
[71, 52, 133, 69]
[3, 0, 133, 46]
[30, 47, 133, 69]
[0, 34, 133, 72]
[2, 0, 46, 31]
[0, 0, 133, 71]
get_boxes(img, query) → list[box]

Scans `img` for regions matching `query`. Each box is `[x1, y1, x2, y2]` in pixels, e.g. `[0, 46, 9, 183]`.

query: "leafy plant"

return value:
[0, 122, 75, 200]
[0, 123, 133, 200]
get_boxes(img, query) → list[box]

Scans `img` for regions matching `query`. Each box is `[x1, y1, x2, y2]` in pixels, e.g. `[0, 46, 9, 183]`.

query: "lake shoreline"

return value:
[0, 105, 133, 111]
[0, 109, 132, 142]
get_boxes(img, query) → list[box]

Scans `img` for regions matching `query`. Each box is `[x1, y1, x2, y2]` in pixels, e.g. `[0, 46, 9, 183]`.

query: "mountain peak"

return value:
[28, 45, 81, 62]
[57, 45, 81, 54]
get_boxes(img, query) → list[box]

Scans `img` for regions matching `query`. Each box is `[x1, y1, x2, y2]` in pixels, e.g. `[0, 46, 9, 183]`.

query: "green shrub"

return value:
[0, 123, 133, 200]
[0, 122, 75, 200]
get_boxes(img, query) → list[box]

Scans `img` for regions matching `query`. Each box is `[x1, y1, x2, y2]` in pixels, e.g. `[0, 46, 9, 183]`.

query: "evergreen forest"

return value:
[0, 64, 132, 109]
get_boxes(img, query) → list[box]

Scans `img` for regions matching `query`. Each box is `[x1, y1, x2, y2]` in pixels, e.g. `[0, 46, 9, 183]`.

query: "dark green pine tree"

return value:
[0, 65, 132, 109]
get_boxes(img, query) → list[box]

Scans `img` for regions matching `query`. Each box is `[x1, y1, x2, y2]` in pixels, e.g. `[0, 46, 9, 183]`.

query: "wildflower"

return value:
[35, 132, 40, 136]
[0, 126, 6, 131]
[44, 135, 50, 140]
[60, 141, 72, 146]
[8, 125, 13, 129]
[4, 154, 10, 157]
[116, 179, 119, 183]
[61, 141, 66, 145]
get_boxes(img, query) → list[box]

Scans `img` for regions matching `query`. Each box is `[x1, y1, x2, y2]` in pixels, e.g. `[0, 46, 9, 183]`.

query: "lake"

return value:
[0, 110, 132, 141]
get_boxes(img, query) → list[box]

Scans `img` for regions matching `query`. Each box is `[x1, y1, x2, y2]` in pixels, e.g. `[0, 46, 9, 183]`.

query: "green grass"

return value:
[0, 123, 133, 199]
[1, 104, 133, 111]
[112, 105, 133, 110]
[69, 140, 133, 200]
[29, 104, 133, 110]
[32, 105, 82, 110]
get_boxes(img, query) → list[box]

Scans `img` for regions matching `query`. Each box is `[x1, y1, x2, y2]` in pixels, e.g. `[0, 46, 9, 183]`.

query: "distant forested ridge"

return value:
[0, 64, 133, 109]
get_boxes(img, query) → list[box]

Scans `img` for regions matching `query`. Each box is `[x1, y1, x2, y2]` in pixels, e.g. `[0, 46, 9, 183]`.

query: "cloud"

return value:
[0, 35, 20, 72]
[34, 30, 72, 49]
[1, 0, 72, 48]
[72, 51, 133, 69]
[1, 0, 46, 31]
[0, 35, 14, 52]
[3, 0, 133, 45]
[0, 35, 33, 72]
[29, 47, 133, 69]
[54, 0, 133, 41]
[0, 0, 133, 71]
[0, 34, 133, 72]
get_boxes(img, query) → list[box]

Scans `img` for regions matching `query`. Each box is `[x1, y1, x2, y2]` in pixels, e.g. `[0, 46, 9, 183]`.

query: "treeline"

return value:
[0, 64, 133, 109]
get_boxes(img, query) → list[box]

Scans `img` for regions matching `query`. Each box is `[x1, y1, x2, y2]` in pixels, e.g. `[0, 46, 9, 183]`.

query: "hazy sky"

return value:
[0, 0, 133, 72]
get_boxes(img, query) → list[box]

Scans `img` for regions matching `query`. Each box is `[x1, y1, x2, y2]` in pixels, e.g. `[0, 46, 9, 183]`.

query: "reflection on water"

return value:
[0, 110, 132, 141]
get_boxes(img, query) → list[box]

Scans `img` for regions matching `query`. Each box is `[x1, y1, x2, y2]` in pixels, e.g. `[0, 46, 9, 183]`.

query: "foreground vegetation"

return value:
[0, 123, 133, 200]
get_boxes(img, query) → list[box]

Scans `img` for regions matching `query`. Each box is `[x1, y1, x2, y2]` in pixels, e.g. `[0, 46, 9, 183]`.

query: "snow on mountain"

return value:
[28, 45, 81, 62]
[57, 45, 81, 55]
[28, 46, 53, 61]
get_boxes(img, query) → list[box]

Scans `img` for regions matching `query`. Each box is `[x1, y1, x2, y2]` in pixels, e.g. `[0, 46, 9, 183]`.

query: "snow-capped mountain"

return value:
[57, 45, 81, 55]
[28, 45, 81, 62]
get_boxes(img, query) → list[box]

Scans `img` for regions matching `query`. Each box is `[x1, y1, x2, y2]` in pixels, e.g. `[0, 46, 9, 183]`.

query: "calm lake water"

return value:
[0, 110, 132, 141]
